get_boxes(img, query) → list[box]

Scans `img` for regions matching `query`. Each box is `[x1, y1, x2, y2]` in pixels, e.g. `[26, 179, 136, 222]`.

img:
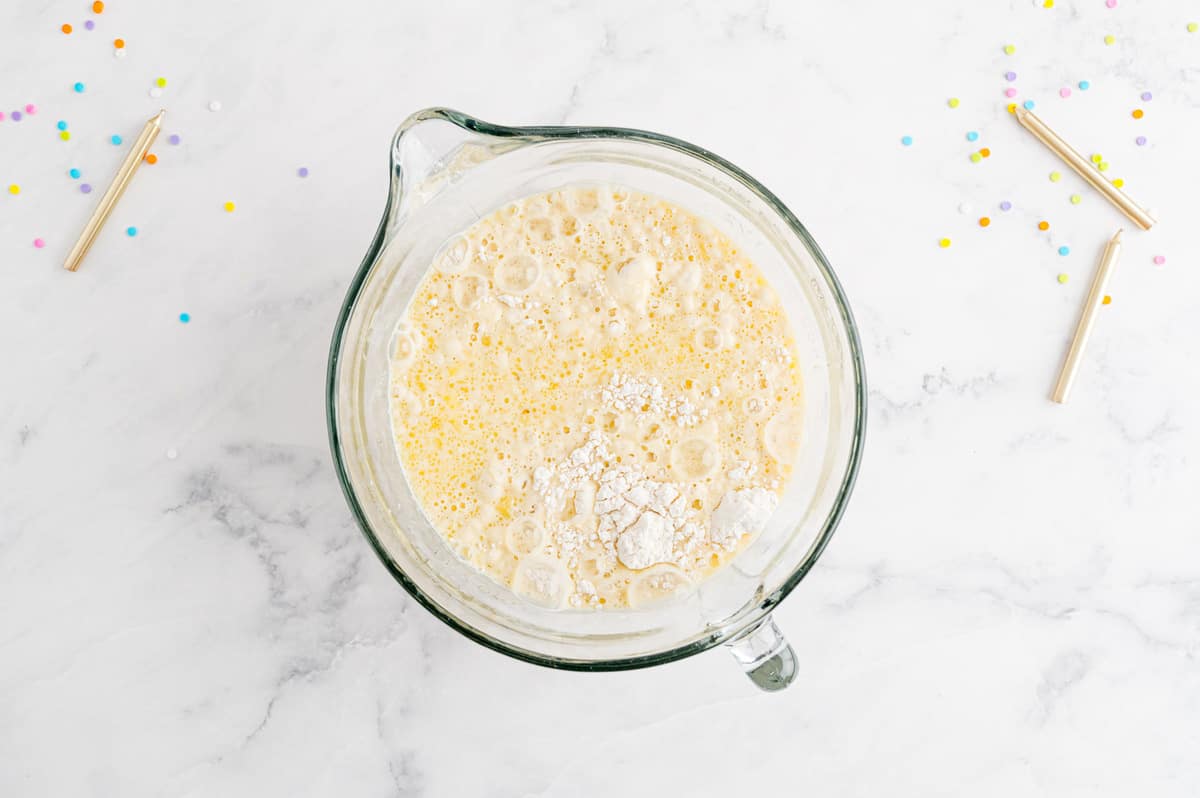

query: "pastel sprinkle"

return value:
[1004, 44, 1016, 55]
[979, 217, 991, 227]
[168, 134, 181, 145]
[1098, 161, 1109, 172]
[1070, 194, 1081, 204]
[144, 153, 158, 164]
[1059, 88, 1071, 98]
[126, 226, 138, 237]
[958, 202, 973, 215]
[113, 48, 126, 59]
[970, 152, 982, 163]
[8, 184, 19, 195]
[1132, 108, 1144, 119]
[149, 88, 163, 99]
[80, 183, 92, 193]
[900, 135, 913, 146]
[93, 0, 104, 11]
[1091, 153, 1103, 163]
[1007, 103, 1017, 114]
[1049, 171, 1062, 182]
[1133, 135, 1147, 147]
[74, 82, 85, 93]
[297, 167, 309, 178]
[947, 97, 960, 108]
[25, 104, 36, 115]
[1023, 100, 1035, 110]
[0, 112, 4, 121]
[111, 135, 123, 145]
[84, 20, 95, 30]
[1005, 88, 1017, 98]
[62, 23, 72, 34]
[939, 238, 951, 248]
[1153, 255, 1166, 265]
[1112, 178, 1125, 188]
[223, 201, 235, 212]
[979, 147, 991, 158]
[11, 111, 22, 122]
[56, 120, 68, 130]
[1057, 274, 1069, 284]
[1043, 0, 1054, 7]
[114, 38, 124, 48]
[1141, 92, 1152, 101]
[1058, 246, 1070, 256]
[179, 313, 191, 323]
[1104, 34, 1115, 45]
[1102, 296, 1112, 305]
[1190, 23, 1198, 33]
[208, 100, 222, 112]
[1106, 0, 1117, 5]
[34, 238, 45, 248]
[1038, 221, 1050, 231]
[966, 131, 979, 142]
[1005, 71, 1017, 81]
[69, 168, 81, 179]
[1000, 201, 1012, 211]
[155, 77, 167, 88]
[1079, 80, 1091, 90]
[59, 130, 70, 141]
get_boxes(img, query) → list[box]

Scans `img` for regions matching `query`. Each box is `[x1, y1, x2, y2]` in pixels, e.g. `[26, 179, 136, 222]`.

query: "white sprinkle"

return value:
[149, 87, 163, 98]
[208, 100, 222, 112]
[166, 448, 178, 460]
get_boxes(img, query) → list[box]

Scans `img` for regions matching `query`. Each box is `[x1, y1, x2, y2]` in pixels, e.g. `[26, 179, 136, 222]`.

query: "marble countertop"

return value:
[4, 0, 1200, 794]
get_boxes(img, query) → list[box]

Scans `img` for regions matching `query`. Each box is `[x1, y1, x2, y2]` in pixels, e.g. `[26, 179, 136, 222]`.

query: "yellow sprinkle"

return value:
[223, 201, 235, 212]
[1007, 103, 1017, 114]
[969, 152, 982, 163]
[1070, 194, 1081, 204]
[155, 77, 168, 88]
[1091, 154, 1103, 164]
[1102, 295, 1112, 305]
[1189, 22, 1198, 33]
[59, 130, 70, 141]
[1112, 178, 1125, 188]
[1043, 0, 1054, 7]
[1104, 34, 1115, 45]
[948, 97, 960, 108]
[1049, 171, 1062, 182]
[1004, 44, 1016, 55]
[1098, 161, 1109, 172]
[7, 184, 19, 195]
[939, 238, 951, 248]
[1057, 273, 1069, 284]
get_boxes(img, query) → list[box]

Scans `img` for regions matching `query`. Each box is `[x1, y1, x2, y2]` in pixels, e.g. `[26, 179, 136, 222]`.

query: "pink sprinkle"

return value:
[33, 238, 45, 249]
[1005, 88, 1018, 98]
[25, 103, 36, 114]
[1153, 255, 1166, 265]
[1106, 0, 1117, 6]
[1060, 87, 1071, 98]
[0, 112, 5, 121]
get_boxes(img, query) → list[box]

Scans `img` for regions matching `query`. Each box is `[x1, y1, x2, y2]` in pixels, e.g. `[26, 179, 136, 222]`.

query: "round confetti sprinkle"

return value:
[1106, 0, 1116, 6]
[11, 111, 22, 122]
[168, 134, 181, 145]
[1190, 23, 1198, 33]
[1091, 153, 1103, 163]
[80, 183, 92, 193]
[114, 38, 124, 48]
[1098, 161, 1109, 172]
[113, 48, 126, 59]
[59, 130, 70, 141]
[144, 153, 158, 164]
[947, 97, 960, 108]
[33, 238, 45, 248]
[166, 447, 179, 459]
[1070, 194, 1081, 204]
[1102, 296, 1112, 305]
[1104, 34, 1115, 45]
[1135, 135, 1147, 146]
[62, 23, 72, 34]
[111, 134, 123, 145]
[1058, 246, 1070, 256]
[1059, 88, 1071, 98]
[8, 184, 19, 195]
[1112, 178, 1125, 188]
[1023, 100, 1035, 110]
[979, 147, 991, 158]
[56, 120, 68, 130]
[939, 238, 951, 248]
[1079, 80, 1091, 90]
[25, 104, 35, 115]
[1004, 44, 1016, 55]
[966, 131, 979, 142]
[900, 135, 913, 146]
[1153, 255, 1166, 265]
[969, 152, 982, 163]
[149, 88, 163, 99]
[208, 100, 222, 112]
[74, 82, 85, 93]
[1043, 0, 1053, 7]
[0, 112, 5, 121]
[1007, 103, 1017, 114]
[297, 167, 309, 178]
[1049, 171, 1062, 182]
[69, 168, 80, 179]
[93, 0, 104, 11]
[85, 20, 95, 30]
[958, 202, 973, 214]
[223, 201, 235, 212]
[1005, 71, 1016, 81]
[155, 77, 167, 88]
[179, 313, 190, 324]
[979, 217, 990, 227]
[1005, 88, 1017, 98]
[1038, 221, 1050, 231]
[1141, 92, 1152, 101]
[1132, 108, 1144, 119]
[1057, 273, 1069, 284]
[126, 226, 137, 237]
[1000, 201, 1012, 211]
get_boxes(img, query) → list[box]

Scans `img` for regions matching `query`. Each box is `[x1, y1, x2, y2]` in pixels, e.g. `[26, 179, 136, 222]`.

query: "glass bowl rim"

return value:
[326, 107, 867, 671]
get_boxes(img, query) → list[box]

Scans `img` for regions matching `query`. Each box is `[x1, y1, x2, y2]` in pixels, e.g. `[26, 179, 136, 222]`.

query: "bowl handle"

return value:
[725, 615, 797, 692]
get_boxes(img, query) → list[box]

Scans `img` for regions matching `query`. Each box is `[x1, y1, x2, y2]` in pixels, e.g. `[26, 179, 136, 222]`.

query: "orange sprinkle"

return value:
[979, 147, 991, 158]
[1102, 295, 1112, 305]
[144, 153, 158, 164]
[93, 0, 104, 12]
[1038, 221, 1050, 231]
[1132, 109, 1144, 119]
[113, 37, 125, 48]
[61, 23, 73, 34]
[979, 217, 991, 227]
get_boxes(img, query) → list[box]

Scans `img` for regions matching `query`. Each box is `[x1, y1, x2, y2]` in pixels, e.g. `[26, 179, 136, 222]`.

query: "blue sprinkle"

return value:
[1000, 201, 1012, 211]
[1023, 100, 1035, 110]
[966, 131, 979, 142]
[1058, 246, 1070, 256]
[111, 134, 123, 145]
[68, 168, 81, 179]
[73, 82, 85, 93]
[56, 120, 68, 131]
[900, 135, 913, 146]
[126, 226, 138, 237]
[179, 312, 190, 323]
[1078, 80, 1090, 91]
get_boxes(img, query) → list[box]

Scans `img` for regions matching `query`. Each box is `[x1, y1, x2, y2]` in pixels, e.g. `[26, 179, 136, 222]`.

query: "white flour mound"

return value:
[709, 488, 778, 549]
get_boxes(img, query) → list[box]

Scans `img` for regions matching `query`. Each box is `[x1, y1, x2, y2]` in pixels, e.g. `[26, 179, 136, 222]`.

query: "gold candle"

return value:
[1052, 229, 1123, 404]
[1015, 107, 1155, 231]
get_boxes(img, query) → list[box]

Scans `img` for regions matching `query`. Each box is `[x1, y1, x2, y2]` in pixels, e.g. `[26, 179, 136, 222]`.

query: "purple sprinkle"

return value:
[1136, 136, 1147, 146]
[11, 110, 22, 122]
[1005, 71, 1016, 81]
[1141, 91, 1152, 101]
[168, 133, 181, 145]
[297, 167, 309, 178]
[80, 183, 93, 194]
[84, 19, 95, 30]
[999, 201, 1012, 211]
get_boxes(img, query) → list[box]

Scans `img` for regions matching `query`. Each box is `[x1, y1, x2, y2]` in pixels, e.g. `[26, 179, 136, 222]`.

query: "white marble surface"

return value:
[3, 0, 1200, 794]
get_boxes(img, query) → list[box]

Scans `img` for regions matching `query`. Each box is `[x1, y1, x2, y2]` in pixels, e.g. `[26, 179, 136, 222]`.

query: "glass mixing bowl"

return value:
[327, 108, 865, 691]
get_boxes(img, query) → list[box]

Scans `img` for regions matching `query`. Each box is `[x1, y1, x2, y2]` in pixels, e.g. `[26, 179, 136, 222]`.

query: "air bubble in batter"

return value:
[670, 437, 720, 480]
[505, 518, 545, 556]
[494, 254, 541, 294]
[452, 274, 487, 309]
